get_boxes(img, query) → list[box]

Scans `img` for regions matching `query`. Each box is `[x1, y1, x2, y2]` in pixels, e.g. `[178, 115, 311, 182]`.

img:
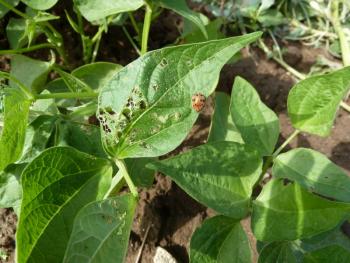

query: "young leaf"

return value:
[71, 62, 122, 90]
[252, 179, 350, 242]
[0, 0, 19, 18]
[16, 147, 113, 263]
[207, 92, 243, 143]
[0, 90, 31, 171]
[10, 54, 52, 94]
[6, 18, 28, 49]
[73, 0, 144, 22]
[231, 76, 279, 156]
[21, 0, 58, 10]
[303, 245, 350, 263]
[63, 194, 137, 263]
[55, 67, 93, 93]
[258, 242, 297, 263]
[98, 32, 262, 158]
[154, 0, 207, 38]
[273, 148, 350, 202]
[190, 216, 251, 263]
[147, 141, 262, 218]
[287, 66, 350, 136]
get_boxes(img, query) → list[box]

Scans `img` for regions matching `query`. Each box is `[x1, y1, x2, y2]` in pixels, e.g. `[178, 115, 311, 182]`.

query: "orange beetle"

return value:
[191, 93, 206, 112]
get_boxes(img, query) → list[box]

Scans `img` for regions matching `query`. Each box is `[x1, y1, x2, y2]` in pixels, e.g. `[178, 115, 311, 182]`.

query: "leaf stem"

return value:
[122, 26, 141, 55]
[340, 101, 350, 113]
[0, 0, 29, 19]
[34, 92, 98, 100]
[0, 71, 33, 99]
[128, 12, 140, 35]
[331, 0, 350, 66]
[273, 130, 300, 158]
[141, 1, 153, 55]
[0, 43, 55, 55]
[115, 159, 138, 198]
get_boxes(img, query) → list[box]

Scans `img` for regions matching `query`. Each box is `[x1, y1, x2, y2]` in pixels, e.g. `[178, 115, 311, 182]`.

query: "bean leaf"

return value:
[73, 0, 144, 23]
[147, 141, 262, 218]
[207, 91, 243, 143]
[287, 66, 350, 136]
[0, 90, 30, 171]
[303, 245, 350, 263]
[190, 216, 251, 263]
[252, 179, 350, 242]
[231, 76, 279, 156]
[97, 32, 262, 158]
[16, 147, 112, 263]
[154, 0, 207, 38]
[273, 148, 350, 202]
[21, 0, 59, 10]
[258, 242, 297, 263]
[0, 0, 19, 18]
[63, 194, 136, 263]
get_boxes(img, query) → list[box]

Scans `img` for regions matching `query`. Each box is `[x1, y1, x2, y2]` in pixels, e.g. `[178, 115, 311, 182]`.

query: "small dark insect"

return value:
[191, 93, 206, 112]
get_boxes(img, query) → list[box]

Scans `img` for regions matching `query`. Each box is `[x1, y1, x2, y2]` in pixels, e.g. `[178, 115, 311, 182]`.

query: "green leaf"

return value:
[190, 215, 251, 263]
[21, 0, 59, 10]
[0, 0, 19, 18]
[55, 67, 93, 93]
[148, 141, 262, 218]
[258, 242, 297, 263]
[98, 32, 262, 158]
[71, 62, 122, 91]
[303, 245, 350, 263]
[73, 0, 144, 22]
[125, 158, 155, 187]
[55, 119, 107, 158]
[16, 147, 113, 263]
[154, 0, 207, 38]
[6, 18, 28, 49]
[63, 194, 136, 263]
[231, 76, 279, 156]
[10, 54, 52, 93]
[20, 115, 57, 162]
[184, 18, 224, 44]
[252, 179, 350, 242]
[0, 90, 30, 171]
[287, 66, 350, 136]
[207, 92, 243, 143]
[0, 163, 25, 209]
[257, 10, 286, 27]
[273, 148, 350, 202]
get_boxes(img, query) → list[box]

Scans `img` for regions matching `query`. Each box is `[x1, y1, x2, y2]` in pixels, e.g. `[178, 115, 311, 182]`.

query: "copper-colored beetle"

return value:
[191, 93, 206, 112]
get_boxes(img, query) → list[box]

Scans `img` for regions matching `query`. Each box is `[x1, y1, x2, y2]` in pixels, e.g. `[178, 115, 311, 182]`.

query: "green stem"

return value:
[122, 26, 141, 55]
[0, 43, 55, 55]
[331, 0, 350, 66]
[340, 101, 350, 113]
[258, 39, 306, 80]
[128, 12, 140, 35]
[0, 0, 29, 19]
[141, 1, 153, 55]
[273, 130, 300, 158]
[34, 91, 98, 100]
[115, 159, 138, 198]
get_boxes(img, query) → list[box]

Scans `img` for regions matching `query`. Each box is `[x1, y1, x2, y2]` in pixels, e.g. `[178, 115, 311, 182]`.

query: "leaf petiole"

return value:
[115, 159, 139, 198]
[141, 0, 153, 55]
[34, 91, 98, 100]
[273, 129, 300, 158]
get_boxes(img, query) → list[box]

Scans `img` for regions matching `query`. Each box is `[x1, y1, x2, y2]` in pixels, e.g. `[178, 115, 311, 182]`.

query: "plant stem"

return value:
[0, 43, 55, 55]
[340, 101, 350, 112]
[258, 39, 306, 80]
[115, 159, 138, 198]
[141, 1, 153, 55]
[0, 71, 33, 99]
[34, 91, 98, 100]
[331, 0, 350, 66]
[128, 12, 140, 35]
[273, 130, 300, 157]
[122, 26, 141, 55]
[0, 0, 29, 19]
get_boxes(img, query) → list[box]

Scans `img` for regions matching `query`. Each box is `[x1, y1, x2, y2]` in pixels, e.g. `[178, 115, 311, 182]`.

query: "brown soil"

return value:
[1, 2, 350, 263]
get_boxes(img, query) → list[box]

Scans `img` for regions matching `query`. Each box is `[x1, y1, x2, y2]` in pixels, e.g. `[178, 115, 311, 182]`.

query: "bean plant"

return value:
[1, 1, 350, 263]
